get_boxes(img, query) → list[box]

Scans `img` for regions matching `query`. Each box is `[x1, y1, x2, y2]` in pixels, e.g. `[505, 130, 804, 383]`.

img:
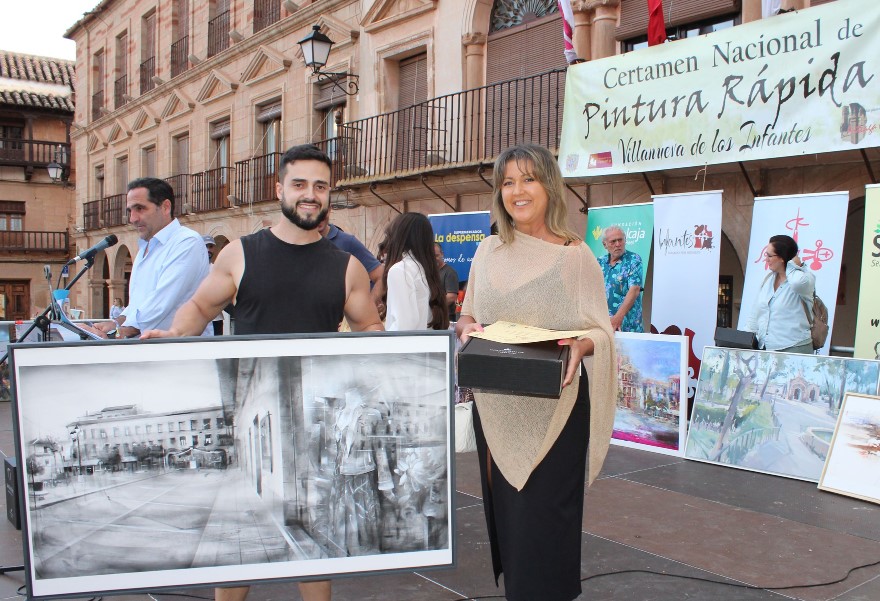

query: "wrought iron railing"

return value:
[165, 174, 190, 218]
[140, 57, 156, 94]
[208, 11, 230, 57]
[192, 167, 234, 212]
[82, 194, 127, 231]
[102, 194, 127, 228]
[0, 230, 68, 252]
[171, 36, 189, 78]
[336, 68, 567, 183]
[91, 89, 104, 122]
[0, 139, 70, 168]
[232, 153, 281, 206]
[114, 75, 128, 109]
[254, 0, 281, 33]
[312, 136, 352, 185]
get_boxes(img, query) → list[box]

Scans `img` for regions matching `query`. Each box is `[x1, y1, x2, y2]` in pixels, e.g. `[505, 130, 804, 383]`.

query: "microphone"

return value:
[67, 234, 118, 264]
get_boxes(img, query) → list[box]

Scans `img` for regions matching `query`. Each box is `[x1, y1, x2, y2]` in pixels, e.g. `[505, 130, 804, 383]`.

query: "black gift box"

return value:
[458, 336, 571, 398]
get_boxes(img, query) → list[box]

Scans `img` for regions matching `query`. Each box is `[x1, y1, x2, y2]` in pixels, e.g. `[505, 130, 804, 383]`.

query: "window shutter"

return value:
[398, 53, 428, 110]
[486, 15, 569, 85]
[256, 101, 282, 123]
[616, 0, 741, 41]
[210, 119, 231, 139]
[314, 80, 347, 110]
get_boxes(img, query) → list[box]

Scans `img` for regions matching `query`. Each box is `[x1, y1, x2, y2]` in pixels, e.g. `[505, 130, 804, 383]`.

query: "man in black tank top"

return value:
[142, 145, 383, 601]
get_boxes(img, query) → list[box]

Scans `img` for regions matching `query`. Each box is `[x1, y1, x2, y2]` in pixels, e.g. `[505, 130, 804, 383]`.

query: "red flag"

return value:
[647, 0, 666, 46]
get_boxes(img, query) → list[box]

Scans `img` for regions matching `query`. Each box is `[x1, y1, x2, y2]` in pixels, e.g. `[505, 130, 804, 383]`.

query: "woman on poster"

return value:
[455, 144, 617, 601]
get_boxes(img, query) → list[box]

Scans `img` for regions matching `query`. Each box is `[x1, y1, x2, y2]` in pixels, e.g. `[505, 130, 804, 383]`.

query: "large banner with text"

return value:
[651, 191, 723, 403]
[585, 202, 653, 286]
[737, 192, 848, 355]
[651, 190, 721, 398]
[558, 0, 880, 177]
[428, 211, 491, 282]
[854, 185, 880, 358]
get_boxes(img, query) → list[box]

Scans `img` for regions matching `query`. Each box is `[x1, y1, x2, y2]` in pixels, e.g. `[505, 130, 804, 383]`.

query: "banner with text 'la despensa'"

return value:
[558, 0, 880, 177]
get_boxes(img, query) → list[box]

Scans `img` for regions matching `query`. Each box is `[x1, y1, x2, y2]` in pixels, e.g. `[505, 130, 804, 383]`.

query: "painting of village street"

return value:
[9, 333, 453, 599]
[685, 347, 880, 482]
[819, 392, 880, 505]
[612, 333, 688, 456]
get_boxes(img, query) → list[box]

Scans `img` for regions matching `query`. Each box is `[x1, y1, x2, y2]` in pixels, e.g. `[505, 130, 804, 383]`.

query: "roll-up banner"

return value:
[651, 191, 723, 402]
[585, 202, 653, 286]
[558, 0, 880, 177]
[854, 185, 880, 359]
[737, 192, 849, 355]
[427, 211, 492, 282]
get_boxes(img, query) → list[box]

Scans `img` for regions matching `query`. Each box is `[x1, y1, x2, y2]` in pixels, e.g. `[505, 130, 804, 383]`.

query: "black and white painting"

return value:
[9, 332, 453, 599]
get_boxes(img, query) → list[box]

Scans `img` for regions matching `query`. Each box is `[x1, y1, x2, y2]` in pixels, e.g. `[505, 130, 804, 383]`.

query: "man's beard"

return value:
[281, 198, 328, 230]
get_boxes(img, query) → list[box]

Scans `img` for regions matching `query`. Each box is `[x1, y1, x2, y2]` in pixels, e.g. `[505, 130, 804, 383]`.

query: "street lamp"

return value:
[47, 145, 71, 185]
[297, 25, 359, 96]
[70, 425, 83, 480]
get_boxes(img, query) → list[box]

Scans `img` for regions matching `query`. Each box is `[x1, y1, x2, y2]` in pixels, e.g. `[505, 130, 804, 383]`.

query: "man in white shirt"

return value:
[99, 178, 211, 338]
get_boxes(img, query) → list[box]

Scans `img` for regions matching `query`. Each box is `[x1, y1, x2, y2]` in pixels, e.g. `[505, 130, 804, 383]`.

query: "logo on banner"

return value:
[872, 221, 880, 262]
[751, 207, 836, 270]
[657, 224, 714, 255]
[588, 152, 613, 169]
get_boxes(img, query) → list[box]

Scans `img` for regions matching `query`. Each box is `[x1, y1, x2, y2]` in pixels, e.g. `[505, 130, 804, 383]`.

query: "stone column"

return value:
[462, 32, 487, 159]
[586, 0, 620, 61]
[108, 279, 127, 307]
[572, 6, 592, 62]
[88, 281, 106, 319]
[742, 0, 763, 23]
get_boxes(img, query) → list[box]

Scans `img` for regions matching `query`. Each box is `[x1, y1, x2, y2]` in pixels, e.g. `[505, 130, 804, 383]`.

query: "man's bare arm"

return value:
[611, 284, 641, 331]
[141, 242, 242, 338]
[345, 257, 384, 332]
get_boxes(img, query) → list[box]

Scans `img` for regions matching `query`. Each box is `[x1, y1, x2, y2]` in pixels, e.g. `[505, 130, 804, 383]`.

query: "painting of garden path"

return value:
[612, 333, 688, 456]
[685, 348, 880, 481]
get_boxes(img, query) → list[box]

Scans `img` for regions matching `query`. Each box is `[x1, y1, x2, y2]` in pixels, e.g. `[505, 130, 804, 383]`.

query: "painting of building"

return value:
[687, 347, 880, 481]
[611, 332, 689, 455]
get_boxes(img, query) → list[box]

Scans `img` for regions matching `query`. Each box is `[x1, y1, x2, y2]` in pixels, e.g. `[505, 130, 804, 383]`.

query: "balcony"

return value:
[114, 75, 128, 109]
[0, 230, 69, 253]
[233, 153, 281, 206]
[140, 57, 156, 94]
[83, 194, 127, 231]
[192, 167, 234, 212]
[254, 0, 281, 33]
[208, 11, 230, 58]
[335, 68, 567, 184]
[91, 89, 104, 121]
[171, 37, 189, 78]
[0, 138, 71, 173]
[165, 174, 190, 218]
[312, 137, 350, 185]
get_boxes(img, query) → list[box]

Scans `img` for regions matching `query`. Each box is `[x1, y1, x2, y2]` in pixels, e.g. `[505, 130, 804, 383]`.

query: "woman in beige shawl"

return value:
[455, 144, 617, 601]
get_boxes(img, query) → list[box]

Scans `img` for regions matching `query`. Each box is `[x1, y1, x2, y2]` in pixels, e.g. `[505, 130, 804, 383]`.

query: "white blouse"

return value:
[384, 252, 431, 331]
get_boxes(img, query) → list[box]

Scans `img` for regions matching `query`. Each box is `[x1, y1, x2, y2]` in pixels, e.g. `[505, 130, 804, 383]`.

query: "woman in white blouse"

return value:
[382, 212, 449, 331]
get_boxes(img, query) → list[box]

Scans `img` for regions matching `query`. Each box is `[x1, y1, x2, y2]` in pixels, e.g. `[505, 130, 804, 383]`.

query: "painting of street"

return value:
[611, 333, 688, 456]
[9, 333, 453, 599]
[685, 347, 880, 482]
[819, 392, 880, 505]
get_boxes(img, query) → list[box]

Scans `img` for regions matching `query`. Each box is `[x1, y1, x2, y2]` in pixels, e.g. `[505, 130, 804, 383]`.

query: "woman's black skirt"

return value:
[473, 375, 591, 601]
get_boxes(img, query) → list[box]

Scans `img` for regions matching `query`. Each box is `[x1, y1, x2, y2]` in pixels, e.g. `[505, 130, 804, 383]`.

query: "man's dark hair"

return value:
[279, 144, 332, 180]
[127, 177, 175, 214]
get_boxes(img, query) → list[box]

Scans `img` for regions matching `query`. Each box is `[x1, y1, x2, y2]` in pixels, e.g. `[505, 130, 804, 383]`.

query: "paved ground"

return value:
[2, 400, 880, 601]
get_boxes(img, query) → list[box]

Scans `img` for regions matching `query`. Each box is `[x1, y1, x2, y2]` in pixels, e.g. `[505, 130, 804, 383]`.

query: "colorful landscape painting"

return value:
[611, 333, 688, 456]
[686, 348, 880, 482]
[819, 392, 880, 505]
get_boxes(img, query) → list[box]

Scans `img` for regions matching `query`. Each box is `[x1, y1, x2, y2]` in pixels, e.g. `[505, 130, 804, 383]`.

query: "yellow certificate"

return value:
[469, 321, 590, 344]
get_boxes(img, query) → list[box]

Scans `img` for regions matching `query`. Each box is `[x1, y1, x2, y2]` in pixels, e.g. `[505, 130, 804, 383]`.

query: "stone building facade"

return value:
[64, 0, 870, 347]
[0, 51, 75, 320]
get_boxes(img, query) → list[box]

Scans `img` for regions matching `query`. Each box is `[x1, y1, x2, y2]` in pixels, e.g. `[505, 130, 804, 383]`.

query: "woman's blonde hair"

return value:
[491, 144, 579, 244]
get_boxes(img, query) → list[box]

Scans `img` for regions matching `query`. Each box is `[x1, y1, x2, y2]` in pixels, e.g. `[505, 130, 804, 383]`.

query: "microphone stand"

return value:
[0, 256, 97, 365]
[0, 259, 101, 576]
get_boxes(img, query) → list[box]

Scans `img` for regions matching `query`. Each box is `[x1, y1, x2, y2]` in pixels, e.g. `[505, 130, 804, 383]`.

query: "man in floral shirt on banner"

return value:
[597, 225, 644, 332]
